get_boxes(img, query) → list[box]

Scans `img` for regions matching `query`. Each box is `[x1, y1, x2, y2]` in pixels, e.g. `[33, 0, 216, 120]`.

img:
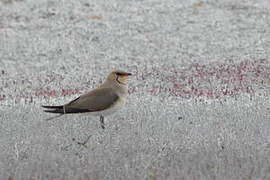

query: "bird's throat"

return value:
[116, 76, 126, 85]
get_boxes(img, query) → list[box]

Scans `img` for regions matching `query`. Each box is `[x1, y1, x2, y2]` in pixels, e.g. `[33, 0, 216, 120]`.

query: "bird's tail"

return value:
[42, 105, 65, 114]
[42, 105, 90, 114]
[42, 105, 63, 109]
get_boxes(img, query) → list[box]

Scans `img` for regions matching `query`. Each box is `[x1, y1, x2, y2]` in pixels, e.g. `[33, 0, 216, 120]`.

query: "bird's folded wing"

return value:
[65, 88, 119, 112]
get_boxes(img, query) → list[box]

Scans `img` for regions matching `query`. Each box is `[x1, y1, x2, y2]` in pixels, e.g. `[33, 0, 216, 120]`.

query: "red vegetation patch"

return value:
[35, 89, 56, 97]
[145, 59, 270, 99]
[34, 88, 84, 98]
[0, 59, 269, 105]
[61, 88, 81, 96]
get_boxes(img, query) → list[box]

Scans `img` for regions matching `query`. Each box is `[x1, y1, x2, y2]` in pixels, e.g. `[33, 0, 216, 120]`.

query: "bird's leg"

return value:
[100, 115, 105, 129]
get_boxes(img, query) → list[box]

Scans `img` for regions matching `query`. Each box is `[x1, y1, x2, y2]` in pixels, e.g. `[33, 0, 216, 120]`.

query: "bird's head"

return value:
[106, 70, 132, 85]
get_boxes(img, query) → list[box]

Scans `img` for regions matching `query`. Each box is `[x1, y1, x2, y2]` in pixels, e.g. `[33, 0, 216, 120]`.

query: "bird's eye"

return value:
[116, 72, 123, 76]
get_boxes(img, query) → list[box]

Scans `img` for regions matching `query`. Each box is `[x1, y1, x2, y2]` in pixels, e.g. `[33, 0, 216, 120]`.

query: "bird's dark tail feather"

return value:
[42, 105, 63, 109]
[42, 105, 90, 114]
[44, 109, 65, 114]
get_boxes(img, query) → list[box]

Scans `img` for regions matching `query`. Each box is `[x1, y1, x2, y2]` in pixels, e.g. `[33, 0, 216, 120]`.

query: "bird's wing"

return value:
[65, 87, 119, 112]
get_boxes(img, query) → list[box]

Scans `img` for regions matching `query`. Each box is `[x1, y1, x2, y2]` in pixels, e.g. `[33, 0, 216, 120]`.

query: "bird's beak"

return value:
[124, 73, 132, 76]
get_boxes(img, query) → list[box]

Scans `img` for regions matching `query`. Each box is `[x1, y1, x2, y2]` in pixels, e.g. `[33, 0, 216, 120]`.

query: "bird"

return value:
[42, 70, 132, 129]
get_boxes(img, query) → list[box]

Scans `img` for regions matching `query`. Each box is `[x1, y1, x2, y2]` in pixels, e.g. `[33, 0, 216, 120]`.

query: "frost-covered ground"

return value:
[1, 0, 270, 179]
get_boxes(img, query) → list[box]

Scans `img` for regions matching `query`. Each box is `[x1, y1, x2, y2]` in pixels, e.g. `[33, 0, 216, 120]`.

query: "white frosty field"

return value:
[1, 0, 270, 179]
